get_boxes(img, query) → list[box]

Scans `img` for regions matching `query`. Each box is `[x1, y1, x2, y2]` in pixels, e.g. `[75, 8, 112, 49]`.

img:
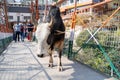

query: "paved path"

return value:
[0, 41, 111, 80]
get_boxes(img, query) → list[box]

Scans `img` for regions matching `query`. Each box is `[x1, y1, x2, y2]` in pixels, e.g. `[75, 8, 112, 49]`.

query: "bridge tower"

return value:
[0, 0, 9, 32]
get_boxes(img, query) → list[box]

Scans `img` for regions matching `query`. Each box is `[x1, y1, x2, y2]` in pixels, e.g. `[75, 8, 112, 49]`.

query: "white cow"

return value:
[35, 21, 52, 57]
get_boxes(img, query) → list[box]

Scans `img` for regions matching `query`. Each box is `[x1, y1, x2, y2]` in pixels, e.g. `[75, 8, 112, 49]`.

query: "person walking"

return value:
[13, 22, 21, 42]
[20, 23, 25, 42]
[27, 20, 34, 41]
[13, 22, 16, 42]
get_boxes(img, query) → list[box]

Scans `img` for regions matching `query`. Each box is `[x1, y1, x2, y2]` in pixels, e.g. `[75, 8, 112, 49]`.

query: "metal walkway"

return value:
[0, 41, 113, 80]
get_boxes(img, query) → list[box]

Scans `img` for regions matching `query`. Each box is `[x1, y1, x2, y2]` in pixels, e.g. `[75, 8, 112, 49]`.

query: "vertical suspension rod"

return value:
[35, 0, 39, 21]
[3, 0, 9, 32]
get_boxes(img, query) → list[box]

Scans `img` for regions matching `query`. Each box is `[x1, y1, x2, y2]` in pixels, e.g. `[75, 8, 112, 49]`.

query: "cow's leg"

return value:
[57, 41, 64, 71]
[48, 42, 55, 68]
[48, 49, 53, 67]
[58, 50, 63, 71]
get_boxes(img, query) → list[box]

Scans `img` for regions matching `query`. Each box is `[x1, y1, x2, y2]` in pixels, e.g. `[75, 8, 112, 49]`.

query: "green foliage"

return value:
[75, 29, 120, 78]
[76, 30, 89, 47]
[116, 29, 120, 36]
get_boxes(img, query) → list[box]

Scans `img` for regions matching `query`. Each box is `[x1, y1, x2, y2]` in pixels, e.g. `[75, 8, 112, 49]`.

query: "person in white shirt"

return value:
[13, 22, 21, 42]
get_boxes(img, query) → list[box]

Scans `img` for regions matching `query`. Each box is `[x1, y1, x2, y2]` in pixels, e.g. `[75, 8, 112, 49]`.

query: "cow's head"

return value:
[49, 6, 60, 18]
[47, 6, 60, 23]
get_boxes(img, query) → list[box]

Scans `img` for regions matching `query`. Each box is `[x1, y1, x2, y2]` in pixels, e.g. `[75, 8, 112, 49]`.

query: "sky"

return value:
[15, 0, 21, 2]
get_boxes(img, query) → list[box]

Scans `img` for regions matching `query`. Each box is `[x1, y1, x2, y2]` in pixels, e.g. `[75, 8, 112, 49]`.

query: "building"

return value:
[6, 0, 31, 23]
[107, 0, 120, 10]
[6, 0, 52, 23]
[60, 0, 112, 16]
[6, 0, 16, 4]
[20, 0, 53, 5]
[4, 0, 114, 23]
[7, 4, 31, 22]
[106, 0, 120, 26]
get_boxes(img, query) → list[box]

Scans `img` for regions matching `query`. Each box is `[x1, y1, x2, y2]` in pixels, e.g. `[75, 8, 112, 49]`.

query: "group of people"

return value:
[13, 20, 34, 42]
[12, 0, 65, 42]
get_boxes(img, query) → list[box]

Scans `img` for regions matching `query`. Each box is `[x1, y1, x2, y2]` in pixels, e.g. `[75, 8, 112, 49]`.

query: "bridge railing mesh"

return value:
[63, 9, 120, 79]
[74, 28, 120, 78]
[0, 36, 12, 55]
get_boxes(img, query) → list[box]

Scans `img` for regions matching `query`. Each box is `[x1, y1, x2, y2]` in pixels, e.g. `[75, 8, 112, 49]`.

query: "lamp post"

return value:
[68, 0, 77, 59]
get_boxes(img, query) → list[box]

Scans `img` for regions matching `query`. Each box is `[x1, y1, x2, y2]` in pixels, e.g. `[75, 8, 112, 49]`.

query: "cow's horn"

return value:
[48, 17, 53, 28]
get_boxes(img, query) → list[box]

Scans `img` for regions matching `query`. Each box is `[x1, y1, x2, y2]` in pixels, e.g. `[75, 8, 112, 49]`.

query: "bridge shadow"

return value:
[0, 42, 52, 80]
[23, 42, 52, 80]
[63, 60, 108, 80]
[0, 41, 112, 80]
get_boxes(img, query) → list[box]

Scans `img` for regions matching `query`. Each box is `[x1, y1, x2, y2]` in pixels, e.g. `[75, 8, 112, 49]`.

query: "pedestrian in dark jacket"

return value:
[27, 20, 34, 41]
[20, 23, 25, 42]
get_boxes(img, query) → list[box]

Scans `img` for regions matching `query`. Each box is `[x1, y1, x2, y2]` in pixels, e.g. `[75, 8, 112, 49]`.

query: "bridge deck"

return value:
[0, 41, 112, 80]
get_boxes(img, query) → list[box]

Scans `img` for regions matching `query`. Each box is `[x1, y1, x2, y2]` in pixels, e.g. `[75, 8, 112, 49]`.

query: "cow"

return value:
[36, 6, 65, 71]
[35, 21, 51, 57]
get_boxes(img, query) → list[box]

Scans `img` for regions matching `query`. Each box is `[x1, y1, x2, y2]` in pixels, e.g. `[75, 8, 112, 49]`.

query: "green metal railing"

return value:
[65, 7, 120, 79]
[65, 29, 120, 79]
[0, 36, 12, 55]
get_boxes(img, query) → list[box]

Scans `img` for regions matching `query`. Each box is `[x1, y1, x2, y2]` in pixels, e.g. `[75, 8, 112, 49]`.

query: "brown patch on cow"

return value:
[54, 40, 64, 50]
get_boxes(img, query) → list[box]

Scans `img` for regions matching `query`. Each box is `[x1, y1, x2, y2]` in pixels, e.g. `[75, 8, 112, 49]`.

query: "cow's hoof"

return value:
[37, 54, 44, 58]
[48, 63, 53, 68]
[58, 66, 63, 71]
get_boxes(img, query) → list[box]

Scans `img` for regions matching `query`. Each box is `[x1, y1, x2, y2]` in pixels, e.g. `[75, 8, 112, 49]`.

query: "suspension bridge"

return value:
[0, 0, 120, 80]
[0, 36, 115, 80]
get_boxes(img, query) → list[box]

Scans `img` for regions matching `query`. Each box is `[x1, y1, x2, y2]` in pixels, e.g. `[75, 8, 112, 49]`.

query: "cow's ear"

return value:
[56, 7, 60, 14]
[56, 7, 60, 11]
